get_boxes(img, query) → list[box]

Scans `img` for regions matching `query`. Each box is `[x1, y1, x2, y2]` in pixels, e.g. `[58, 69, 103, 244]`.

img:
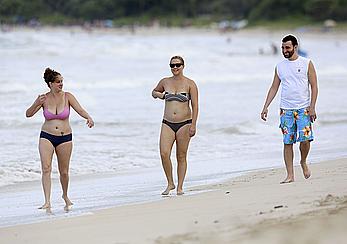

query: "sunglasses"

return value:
[170, 63, 183, 68]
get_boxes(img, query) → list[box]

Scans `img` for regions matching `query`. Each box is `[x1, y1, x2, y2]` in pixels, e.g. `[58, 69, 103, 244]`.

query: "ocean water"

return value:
[1, 28, 347, 227]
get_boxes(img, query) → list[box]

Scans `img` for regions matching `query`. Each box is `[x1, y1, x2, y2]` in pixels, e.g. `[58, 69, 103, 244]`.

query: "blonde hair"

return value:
[170, 55, 185, 65]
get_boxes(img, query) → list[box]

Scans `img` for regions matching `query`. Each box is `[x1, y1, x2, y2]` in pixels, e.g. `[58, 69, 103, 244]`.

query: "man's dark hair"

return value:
[282, 35, 298, 47]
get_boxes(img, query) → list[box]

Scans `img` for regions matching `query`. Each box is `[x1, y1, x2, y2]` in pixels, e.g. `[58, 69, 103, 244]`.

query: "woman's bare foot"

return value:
[38, 202, 51, 209]
[280, 177, 294, 184]
[301, 161, 311, 179]
[161, 185, 175, 195]
[62, 195, 73, 205]
[62, 195, 73, 211]
[64, 204, 73, 212]
[177, 189, 184, 195]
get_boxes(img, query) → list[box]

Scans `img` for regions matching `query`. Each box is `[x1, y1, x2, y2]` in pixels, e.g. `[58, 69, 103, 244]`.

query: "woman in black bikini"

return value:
[152, 56, 199, 195]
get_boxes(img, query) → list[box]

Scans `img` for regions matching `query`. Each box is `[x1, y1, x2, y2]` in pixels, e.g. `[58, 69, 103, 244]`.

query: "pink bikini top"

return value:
[43, 93, 70, 120]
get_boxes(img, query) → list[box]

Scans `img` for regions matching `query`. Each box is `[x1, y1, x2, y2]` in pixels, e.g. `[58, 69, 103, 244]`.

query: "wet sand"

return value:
[1, 158, 346, 244]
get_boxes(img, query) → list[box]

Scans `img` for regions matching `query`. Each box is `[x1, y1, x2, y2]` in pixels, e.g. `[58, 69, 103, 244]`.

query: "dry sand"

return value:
[1, 158, 346, 244]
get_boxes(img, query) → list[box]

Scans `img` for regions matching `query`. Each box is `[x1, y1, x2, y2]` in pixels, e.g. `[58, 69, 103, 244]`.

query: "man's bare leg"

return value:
[281, 143, 294, 184]
[300, 141, 311, 179]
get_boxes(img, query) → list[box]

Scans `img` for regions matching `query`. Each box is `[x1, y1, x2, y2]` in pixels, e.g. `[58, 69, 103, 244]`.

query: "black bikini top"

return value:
[164, 92, 191, 102]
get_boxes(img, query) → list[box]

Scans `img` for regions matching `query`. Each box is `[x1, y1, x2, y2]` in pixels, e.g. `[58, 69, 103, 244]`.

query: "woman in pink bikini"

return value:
[26, 68, 94, 211]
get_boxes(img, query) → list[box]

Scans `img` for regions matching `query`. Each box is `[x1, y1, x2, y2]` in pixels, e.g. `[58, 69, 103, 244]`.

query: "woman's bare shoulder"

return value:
[64, 91, 75, 98]
[160, 77, 175, 87]
[185, 77, 197, 86]
[160, 77, 172, 83]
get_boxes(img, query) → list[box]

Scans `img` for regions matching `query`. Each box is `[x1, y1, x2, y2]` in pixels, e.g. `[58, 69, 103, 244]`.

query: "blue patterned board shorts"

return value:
[279, 108, 314, 144]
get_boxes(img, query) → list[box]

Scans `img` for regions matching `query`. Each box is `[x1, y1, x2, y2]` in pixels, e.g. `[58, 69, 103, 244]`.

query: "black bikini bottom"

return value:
[162, 119, 192, 133]
[40, 131, 72, 148]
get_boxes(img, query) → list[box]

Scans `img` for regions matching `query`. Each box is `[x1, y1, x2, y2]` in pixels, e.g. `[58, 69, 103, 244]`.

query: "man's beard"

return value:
[283, 49, 295, 58]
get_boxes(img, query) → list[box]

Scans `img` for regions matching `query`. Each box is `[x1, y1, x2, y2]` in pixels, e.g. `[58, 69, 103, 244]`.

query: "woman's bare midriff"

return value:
[41, 119, 72, 136]
[163, 101, 192, 122]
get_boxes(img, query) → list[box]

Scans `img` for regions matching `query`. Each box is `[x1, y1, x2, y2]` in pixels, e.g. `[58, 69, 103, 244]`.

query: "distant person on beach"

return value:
[26, 68, 94, 211]
[271, 42, 278, 55]
[152, 56, 199, 195]
[261, 35, 318, 184]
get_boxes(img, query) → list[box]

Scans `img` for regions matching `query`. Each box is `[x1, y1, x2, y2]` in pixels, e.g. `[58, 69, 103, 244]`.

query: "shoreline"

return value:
[2, 24, 347, 37]
[1, 157, 346, 243]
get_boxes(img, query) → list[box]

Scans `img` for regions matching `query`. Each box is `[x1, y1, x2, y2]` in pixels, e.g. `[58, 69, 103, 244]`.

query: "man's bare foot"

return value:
[177, 189, 184, 195]
[38, 203, 51, 209]
[301, 161, 311, 179]
[161, 185, 175, 195]
[280, 177, 294, 184]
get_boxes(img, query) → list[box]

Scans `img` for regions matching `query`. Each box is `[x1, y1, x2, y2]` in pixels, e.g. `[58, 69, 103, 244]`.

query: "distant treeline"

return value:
[0, 0, 346, 25]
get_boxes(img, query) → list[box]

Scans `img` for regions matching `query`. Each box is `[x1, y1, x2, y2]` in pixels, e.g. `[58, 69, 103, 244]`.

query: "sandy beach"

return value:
[1, 157, 346, 244]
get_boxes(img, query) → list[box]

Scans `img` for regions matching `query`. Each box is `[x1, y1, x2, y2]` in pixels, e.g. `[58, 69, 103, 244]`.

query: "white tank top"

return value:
[276, 56, 311, 109]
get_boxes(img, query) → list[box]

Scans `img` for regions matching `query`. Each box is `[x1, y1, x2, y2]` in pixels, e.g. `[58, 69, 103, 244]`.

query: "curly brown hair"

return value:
[43, 68, 61, 88]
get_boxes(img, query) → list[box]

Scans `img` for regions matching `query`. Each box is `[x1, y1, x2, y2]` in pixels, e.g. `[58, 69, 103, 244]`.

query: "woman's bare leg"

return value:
[159, 124, 176, 195]
[55, 141, 73, 211]
[38, 139, 54, 209]
[175, 124, 191, 195]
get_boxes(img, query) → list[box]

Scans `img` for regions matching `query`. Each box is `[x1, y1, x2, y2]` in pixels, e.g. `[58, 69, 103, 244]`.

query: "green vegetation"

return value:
[249, 16, 319, 29]
[0, 0, 346, 26]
